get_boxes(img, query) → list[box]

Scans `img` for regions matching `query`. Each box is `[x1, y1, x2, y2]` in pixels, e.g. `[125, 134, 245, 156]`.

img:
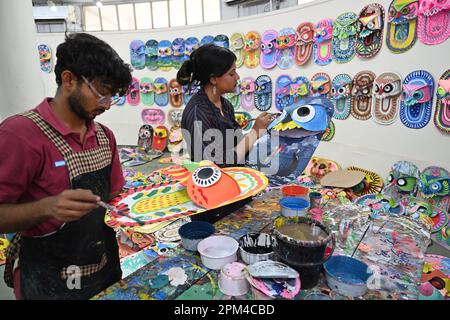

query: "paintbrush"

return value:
[248, 113, 282, 122]
[351, 221, 372, 258]
[98, 200, 144, 226]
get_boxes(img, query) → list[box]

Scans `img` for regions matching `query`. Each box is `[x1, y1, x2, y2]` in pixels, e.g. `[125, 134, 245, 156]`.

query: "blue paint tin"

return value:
[178, 221, 215, 251]
[279, 197, 310, 217]
[323, 255, 373, 298]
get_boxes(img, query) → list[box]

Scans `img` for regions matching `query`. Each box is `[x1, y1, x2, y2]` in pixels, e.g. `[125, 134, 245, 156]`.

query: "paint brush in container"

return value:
[97, 200, 144, 226]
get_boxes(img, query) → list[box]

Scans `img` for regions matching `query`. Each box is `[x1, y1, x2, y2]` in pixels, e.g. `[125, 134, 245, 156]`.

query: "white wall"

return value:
[35, 0, 450, 177]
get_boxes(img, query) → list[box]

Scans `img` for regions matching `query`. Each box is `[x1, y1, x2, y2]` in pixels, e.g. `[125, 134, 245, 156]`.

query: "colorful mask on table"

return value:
[434, 69, 450, 134]
[140, 77, 154, 106]
[171, 38, 186, 69]
[346, 166, 385, 196]
[213, 34, 229, 48]
[373, 72, 402, 125]
[105, 162, 268, 228]
[240, 77, 256, 111]
[223, 80, 241, 110]
[235, 111, 254, 133]
[154, 77, 169, 107]
[157, 40, 173, 71]
[290, 76, 309, 105]
[145, 39, 159, 71]
[260, 29, 278, 69]
[386, 0, 419, 53]
[332, 12, 358, 63]
[141, 108, 165, 125]
[275, 27, 296, 69]
[417, 0, 450, 45]
[295, 22, 315, 66]
[351, 71, 376, 120]
[313, 18, 333, 66]
[169, 79, 183, 108]
[38, 44, 52, 73]
[304, 156, 341, 183]
[310, 73, 331, 99]
[244, 31, 261, 68]
[400, 70, 434, 129]
[331, 74, 352, 120]
[137, 124, 153, 150]
[275, 75, 293, 111]
[383, 160, 421, 202]
[130, 40, 145, 70]
[230, 32, 245, 68]
[127, 77, 140, 106]
[152, 125, 168, 152]
[418, 166, 450, 212]
[247, 97, 333, 186]
[356, 3, 385, 58]
[255, 75, 272, 112]
[168, 109, 183, 127]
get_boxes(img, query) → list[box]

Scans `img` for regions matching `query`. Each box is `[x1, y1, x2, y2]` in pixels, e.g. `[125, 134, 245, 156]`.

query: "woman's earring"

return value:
[213, 86, 217, 95]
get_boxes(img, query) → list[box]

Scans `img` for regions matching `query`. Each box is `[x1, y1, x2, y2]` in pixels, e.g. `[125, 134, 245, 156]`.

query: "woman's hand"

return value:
[252, 112, 277, 137]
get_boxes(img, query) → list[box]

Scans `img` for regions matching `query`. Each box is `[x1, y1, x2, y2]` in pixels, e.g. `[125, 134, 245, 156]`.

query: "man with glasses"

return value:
[0, 33, 132, 299]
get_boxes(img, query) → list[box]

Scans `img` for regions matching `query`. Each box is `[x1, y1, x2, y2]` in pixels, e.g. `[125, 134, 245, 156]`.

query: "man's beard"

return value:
[68, 91, 95, 121]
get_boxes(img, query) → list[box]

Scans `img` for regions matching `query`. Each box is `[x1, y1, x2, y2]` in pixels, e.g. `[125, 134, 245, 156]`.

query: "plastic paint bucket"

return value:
[323, 255, 373, 298]
[272, 217, 335, 289]
[178, 221, 215, 251]
[279, 197, 310, 218]
[281, 185, 309, 200]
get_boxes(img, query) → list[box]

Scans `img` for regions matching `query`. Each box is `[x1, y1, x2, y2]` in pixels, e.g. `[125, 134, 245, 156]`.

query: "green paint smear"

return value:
[150, 275, 169, 289]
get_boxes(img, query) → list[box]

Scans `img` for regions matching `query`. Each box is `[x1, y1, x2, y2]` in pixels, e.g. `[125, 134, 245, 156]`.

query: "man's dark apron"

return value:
[3, 111, 121, 299]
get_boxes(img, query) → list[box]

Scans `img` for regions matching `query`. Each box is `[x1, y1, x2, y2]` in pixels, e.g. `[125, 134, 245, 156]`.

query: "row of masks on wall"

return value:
[115, 68, 450, 134]
[127, 1, 449, 72]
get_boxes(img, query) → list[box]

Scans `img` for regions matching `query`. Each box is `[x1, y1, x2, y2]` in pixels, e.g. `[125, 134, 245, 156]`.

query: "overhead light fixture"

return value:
[96, 1, 103, 8]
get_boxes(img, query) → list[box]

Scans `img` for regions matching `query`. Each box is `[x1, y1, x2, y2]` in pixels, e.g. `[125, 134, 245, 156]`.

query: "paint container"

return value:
[303, 292, 332, 300]
[309, 192, 322, 209]
[239, 233, 275, 265]
[178, 221, 215, 252]
[279, 197, 310, 218]
[272, 217, 335, 289]
[281, 185, 309, 201]
[309, 208, 324, 222]
[218, 262, 250, 297]
[197, 235, 239, 270]
[323, 255, 373, 298]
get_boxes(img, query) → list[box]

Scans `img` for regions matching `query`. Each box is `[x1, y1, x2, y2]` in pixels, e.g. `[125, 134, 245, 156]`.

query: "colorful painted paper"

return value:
[373, 72, 402, 125]
[105, 166, 268, 227]
[434, 69, 450, 134]
[417, 0, 450, 45]
[400, 70, 434, 129]
[331, 74, 352, 120]
[386, 0, 419, 53]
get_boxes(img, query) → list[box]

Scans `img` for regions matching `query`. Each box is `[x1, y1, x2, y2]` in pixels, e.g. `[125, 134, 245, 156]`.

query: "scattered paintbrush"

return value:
[351, 221, 372, 258]
[97, 200, 144, 226]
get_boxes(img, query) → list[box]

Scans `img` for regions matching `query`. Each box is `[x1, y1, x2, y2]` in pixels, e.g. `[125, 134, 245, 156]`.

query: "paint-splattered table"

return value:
[93, 186, 431, 300]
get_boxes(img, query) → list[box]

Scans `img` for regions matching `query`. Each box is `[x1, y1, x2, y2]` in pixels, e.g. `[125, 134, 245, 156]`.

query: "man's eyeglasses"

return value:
[81, 76, 121, 107]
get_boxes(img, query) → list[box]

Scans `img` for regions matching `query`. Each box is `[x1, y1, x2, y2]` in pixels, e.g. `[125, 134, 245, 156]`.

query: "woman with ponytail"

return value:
[178, 44, 273, 167]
